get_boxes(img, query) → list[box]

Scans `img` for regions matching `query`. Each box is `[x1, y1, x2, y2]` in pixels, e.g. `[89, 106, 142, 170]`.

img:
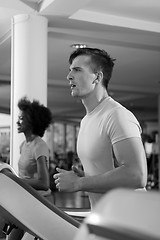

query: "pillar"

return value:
[10, 14, 48, 172]
[158, 94, 160, 189]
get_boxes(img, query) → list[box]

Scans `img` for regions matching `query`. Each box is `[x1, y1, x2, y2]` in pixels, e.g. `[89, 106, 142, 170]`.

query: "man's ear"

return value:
[96, 71, 103, 83]
[92, 71, 103, 84]
[92, 79, 99, 84]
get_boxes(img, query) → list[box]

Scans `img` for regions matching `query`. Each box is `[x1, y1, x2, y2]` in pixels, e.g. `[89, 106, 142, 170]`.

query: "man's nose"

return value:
[67, 72, 73, 81]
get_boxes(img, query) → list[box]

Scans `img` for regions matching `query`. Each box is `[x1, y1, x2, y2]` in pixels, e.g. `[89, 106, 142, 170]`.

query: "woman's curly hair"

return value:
[18, 97, 53, 137]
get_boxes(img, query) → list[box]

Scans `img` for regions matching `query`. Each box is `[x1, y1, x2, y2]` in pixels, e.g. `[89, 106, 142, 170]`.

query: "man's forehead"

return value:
[71, 55, 90, 67]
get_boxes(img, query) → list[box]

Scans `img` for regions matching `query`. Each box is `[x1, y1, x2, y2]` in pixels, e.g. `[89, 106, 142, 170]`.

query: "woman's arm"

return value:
[22, 156, 50, 191]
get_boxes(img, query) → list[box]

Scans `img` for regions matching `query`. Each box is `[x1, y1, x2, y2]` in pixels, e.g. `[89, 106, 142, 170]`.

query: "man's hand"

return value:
[53, 168, 81, 192]
[72, 165, 84, 177]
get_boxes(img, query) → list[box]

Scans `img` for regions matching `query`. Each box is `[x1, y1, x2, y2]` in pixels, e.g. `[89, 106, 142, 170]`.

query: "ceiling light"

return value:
[70, 44, 87, 49]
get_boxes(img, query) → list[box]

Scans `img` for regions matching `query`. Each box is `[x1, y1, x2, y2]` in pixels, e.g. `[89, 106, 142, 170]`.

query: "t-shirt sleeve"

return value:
[106, 107, 142, 145]
[34, 141, 49, 161]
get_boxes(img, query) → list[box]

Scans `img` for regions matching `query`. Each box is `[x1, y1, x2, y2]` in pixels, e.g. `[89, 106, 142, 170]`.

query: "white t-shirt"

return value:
[77, 97, 142, 208]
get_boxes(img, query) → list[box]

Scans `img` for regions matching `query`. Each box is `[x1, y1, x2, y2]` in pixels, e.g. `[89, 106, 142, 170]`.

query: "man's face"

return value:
[67, 55, 97, 99]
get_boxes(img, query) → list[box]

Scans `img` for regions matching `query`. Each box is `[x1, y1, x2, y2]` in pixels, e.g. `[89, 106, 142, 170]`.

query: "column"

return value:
[158, 94, 160, 189]
[10, 14, 48, 172]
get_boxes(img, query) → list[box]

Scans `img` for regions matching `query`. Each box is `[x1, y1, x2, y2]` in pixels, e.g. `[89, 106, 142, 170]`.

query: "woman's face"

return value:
[17, 111, 31, 134]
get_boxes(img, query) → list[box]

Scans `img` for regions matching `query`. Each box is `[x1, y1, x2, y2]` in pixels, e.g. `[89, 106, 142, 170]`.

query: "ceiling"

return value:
[0, 0, 160, 124]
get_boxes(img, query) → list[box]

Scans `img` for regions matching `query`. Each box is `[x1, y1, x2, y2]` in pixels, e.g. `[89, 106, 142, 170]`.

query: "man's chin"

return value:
[71, 91, 78, 98]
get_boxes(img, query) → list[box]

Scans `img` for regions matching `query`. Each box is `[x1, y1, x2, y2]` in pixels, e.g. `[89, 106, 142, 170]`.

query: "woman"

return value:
[8, 97, 53, 240]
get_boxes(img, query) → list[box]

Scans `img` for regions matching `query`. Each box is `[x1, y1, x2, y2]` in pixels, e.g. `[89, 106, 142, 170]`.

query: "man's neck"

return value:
[82, 92, 108, 114]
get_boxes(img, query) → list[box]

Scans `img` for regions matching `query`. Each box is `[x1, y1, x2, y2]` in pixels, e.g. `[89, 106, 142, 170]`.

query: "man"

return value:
[54, 48, 147, 208]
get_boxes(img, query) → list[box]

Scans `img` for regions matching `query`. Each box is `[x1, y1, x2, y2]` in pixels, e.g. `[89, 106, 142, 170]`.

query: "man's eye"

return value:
[75, 68, 81, 72]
